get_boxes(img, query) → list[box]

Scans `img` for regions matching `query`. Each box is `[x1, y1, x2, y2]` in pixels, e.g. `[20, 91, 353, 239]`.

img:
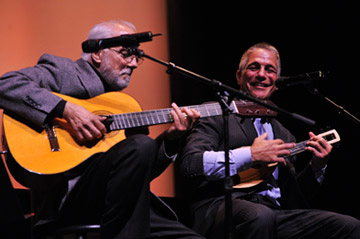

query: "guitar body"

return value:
[3, 92, 142, 176]
[234, 164, 277, 189]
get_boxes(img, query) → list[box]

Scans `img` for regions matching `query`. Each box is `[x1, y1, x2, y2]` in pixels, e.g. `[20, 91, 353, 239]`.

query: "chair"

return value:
[32, 221, 100, 239]
[1, 109, 32, 238]
[1, 110, 100, 239]
[0, 155, 30, 239]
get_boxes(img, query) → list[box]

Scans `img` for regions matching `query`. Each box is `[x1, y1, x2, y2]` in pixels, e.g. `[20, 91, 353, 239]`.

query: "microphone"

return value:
[82, 31, 161, 53]
[275, 70, 326, 89]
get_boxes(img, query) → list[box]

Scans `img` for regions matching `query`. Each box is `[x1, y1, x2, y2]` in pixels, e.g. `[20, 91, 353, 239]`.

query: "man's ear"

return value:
[91, 51, 102, 65]
[236, 69, 241, 86]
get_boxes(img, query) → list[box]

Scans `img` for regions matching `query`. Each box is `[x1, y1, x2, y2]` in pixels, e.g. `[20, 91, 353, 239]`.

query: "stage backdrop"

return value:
[0, 0, 174, 196]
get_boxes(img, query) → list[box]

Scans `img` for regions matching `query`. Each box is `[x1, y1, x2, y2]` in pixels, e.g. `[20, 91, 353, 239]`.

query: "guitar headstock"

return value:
[232, 100, 278, 117]
[318, 129, 340, 145]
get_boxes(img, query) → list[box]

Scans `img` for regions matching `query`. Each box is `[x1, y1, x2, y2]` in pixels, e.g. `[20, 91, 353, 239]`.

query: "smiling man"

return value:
[179, 42, 360, 239]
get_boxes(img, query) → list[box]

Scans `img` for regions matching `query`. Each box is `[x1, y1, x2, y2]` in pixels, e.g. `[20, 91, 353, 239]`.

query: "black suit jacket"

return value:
[178, 114, 321, 233]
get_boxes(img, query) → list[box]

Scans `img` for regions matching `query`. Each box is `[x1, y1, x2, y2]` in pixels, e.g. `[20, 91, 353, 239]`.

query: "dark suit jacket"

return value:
[0, 53, 177, 222]
[178, 113, 321, 233]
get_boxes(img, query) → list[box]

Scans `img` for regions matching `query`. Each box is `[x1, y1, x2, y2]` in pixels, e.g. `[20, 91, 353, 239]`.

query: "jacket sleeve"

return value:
[180, 115, 224, 178]
[296, 164, 322, 205]
[151, 115, 223, 181]
[0, 54, 74, 126]
[151, 133, 174, 180]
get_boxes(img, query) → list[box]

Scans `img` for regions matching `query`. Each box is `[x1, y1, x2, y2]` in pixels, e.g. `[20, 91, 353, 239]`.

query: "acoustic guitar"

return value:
[2, 92, 277, 178]
[234, 129, 340, 189]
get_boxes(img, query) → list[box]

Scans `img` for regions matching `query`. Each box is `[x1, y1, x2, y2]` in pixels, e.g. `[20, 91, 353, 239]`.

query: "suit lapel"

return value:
[270, 118, 286, 141]
[234, 117, 258, 144]
[75, 59, 106, 98]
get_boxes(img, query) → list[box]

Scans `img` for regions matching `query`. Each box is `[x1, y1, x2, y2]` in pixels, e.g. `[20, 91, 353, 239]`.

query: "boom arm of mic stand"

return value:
[309, 87, 360, 126]
[137, 49, 317, 126]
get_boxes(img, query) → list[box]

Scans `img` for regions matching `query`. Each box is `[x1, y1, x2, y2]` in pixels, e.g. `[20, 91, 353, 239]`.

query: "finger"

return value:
[305, 146, 323, 158]
[83, 123, 100, 140]
[258, 132, 268, 139]
[308, 131, 316, 139]
[182, 107, 193, 118]
[188, 109, 201, 124]
[98, 115, 107, 121]
[78, 116, 105, 139]
[68, 118, 88, 143]
[310, 131, 333, 152]
[307, 139, 328, 153]
[74, 129, 85, 144]
[306, 141, 322, 155]
[93, 119, 107, 136]
[275, 157, 287, 166]
[318, 137, 332, 152]
[279, 142, 296, 149]
[308, 132, 323, 143]
[182, 108, 198, 128]
[181, 107, 191, 118]
[192, 109, 201, 119]
[171, 102, 183, 117]
[272, 138, 285, 145]
[172, 103, 186, 123]
[277, 148, 292, 156]
[306, 141, 332, 159]
[77, 126, 93, 142]
[170, 109, 182, 130]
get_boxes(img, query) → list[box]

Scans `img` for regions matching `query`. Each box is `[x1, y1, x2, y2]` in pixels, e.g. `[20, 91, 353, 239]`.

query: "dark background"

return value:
[167, 1, 360, 219]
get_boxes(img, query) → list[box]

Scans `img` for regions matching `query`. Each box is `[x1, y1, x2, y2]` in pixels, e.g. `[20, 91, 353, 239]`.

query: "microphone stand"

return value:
[135, 49, 317, 126]
[308, 87, 360, 126]
[133, 48, 316, 239]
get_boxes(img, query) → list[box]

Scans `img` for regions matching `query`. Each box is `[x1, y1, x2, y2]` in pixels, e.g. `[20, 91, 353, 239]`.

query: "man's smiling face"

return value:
[237, 48, 278, 99]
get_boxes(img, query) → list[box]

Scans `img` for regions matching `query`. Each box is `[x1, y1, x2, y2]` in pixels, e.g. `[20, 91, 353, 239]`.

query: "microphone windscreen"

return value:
[82, 39, 99, 53]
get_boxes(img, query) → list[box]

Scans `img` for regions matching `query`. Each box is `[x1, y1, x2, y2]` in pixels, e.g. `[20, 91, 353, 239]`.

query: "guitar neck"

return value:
[286, 129, 340, 158]
[105, 96, 279, 132]
[286, 140, 308, 157]
[106, 102, 233, 131]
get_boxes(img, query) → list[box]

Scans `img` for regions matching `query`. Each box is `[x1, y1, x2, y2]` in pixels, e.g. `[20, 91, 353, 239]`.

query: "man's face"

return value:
[237, 48, 278, 99]
[94, 28, 138, 91]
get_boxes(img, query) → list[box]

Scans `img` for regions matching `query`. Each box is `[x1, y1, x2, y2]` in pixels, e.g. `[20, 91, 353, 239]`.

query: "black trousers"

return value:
[58, 135, 204, 239]
[206, 194, 360, 239]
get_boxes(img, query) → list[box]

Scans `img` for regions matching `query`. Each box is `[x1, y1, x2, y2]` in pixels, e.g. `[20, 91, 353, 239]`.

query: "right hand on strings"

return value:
[250, 133, 295, 166]
[62, 101, 107, 146]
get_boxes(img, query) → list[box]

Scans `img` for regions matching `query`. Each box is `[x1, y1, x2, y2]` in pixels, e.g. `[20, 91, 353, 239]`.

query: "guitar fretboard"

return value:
[287, 140, 308, 157]
[107, 102, 236, 131]
[285, 129, 340, 158]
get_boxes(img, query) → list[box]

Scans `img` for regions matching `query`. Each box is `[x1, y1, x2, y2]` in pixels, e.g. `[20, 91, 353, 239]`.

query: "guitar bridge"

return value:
[45, 124, 60, 152]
